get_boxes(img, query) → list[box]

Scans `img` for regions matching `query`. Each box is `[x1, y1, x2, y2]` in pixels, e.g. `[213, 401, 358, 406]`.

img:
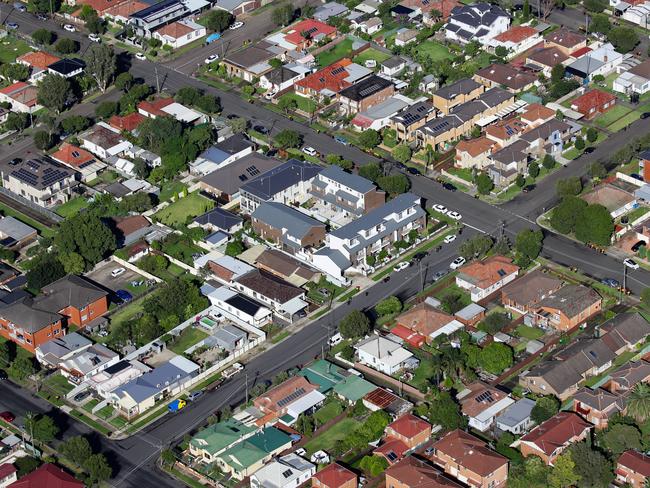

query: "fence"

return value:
[353, 362, 426, 402]
[109, 255, 162, 283]
[0, 187, 64, 223]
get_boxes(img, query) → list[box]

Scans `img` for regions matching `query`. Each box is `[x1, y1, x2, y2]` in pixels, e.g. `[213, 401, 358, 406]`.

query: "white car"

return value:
[446, 210, 462, 220]
[264, 90, 277, 100]
[432, 204, 447, 214]
[444, 234, 457, 244]
[449, 256, 466, 270]
[229, 21, 244, 30]
[393, 261, 410, 272]
[111, 267, 126, 278]
[624, 258, 639, 270]
[302, 146, 318, 157]
[328, 333, 343, 346]
[63, 24, 76, 32]
[204, 54, 219, 64]
[135, 52, 146, 60]
[88, 33, 101, 42]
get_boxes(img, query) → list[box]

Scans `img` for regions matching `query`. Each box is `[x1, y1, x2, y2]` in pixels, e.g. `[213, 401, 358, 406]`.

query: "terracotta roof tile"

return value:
[494, 26, 538, 43]
[138, 97, 175, 117]
[156, 21, 195, 39]
[283, 19, 336, 46]
[432, 429, 507, 476]
[570, 89, 616, 115]
[296, 58, 354, 93]
[104, 0, 148, 17]
[519, 412, 592, 457]
[113, 215, 150, 236]
[396, 302, 455, 338]
[545, 27, 586, 49]
[17, 51, 61, 70]
[459, 382, 510, 418]
[254, 376, 318, 414]
[386, 456, 462, 487]
[618, 450, 650, 478]
[456, 136, 497, 157]
[387, 413, 431, 440]
[520, 103, 555, 124]
[374, 438, 409, 463]
[312, 463, 357, 488]
[51, 143, 95, 168]
[456, 255, 519, 290]
[109, 112, 146, 131]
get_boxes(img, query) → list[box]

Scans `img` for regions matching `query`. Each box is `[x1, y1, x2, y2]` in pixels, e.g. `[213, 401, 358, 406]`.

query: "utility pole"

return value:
[620, 262, 627, 304]
[154, 66, 161, 94]
[244, 372, 249, 404]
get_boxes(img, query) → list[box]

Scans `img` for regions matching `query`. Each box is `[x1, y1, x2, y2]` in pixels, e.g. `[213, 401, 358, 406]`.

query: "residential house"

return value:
[193, 207, 243, 235]
[444, 3, 510, 45]
[389, 101, 435, 143]
[363, 387, 413, 416]
[384, 413, 432, 449]
[455, 255, 519, 302]
[80, 124, 132, 160]
[295, 59, 372, 101]
[454, 137, 498, 170]
[394, 300, 464, 343]
[565, 43, 623, 82]
[8, 463, 84, 488]
[214, 427, 293, 480]
[459, 382, 515, 431]
[198, 154, 283, 202]
[406, 0, 460, 23]
[280, 19, 337, 50]
[35, 332, 91, 368]
[38, 275, 108, 328]
[432, 78, 484, 115]
[520, 103, 556, 127]
[189, 133, 255, 176]
[526, 47, 569, 76]
[333, 374, 377, 405]
[1, 157, 78, 208]
[51, 143, 105, 182]
[109, 112, 146, 133]
[310, 165, 386, 218]
[103, 0, 149, 23]
[86, 359, 150, 400]
[253, 375, 325, 425]
[222, 41, 277, 82]
[250, 453, 315, 488]
[0, 216, 36, 250]
[111, 355, 200, 417]
[0, 464, 16, 487]
[190, 418, 256, 463]
[248, 248, 319, 287]
[0, 82, 41, 113]
[519, 118, 571, 157]
[430, 429, 509, 487]
[138, 97, 208, 125]
[614, 59, 650, 95]
[572, 387, 624, 429]
[312, 193, 426, 277]
[496, 397, 536, 434]
[57, 342, 119, 384]
[355, 335, 416, 375]
[605, 360, 650, 395]
[570, 89, 616, 119]
[355, 16, 382, 35]
[111, 215, 152, 247]
[544, 27, 587, 55]
[338, 75, 395, 115]
[518, 412, 592, 465]
[381, 57, 407, 77]
[312, 464, 357, 488]
[484, 117, 529, 149]
[251, 202, 326, 254]
[501, 269, 563, 313]
[203, 286, 272, 327]
[355, 0, 381, 14]
[259, 64, 311, 94]
[239, 159, 322, 214]
[298, 359, 347, 393]
[233, 269, 309, 322]
[0, 297, 64, 353]
[486, 139, 531, 186]
[153, 19, 205, 48]
[395, 28, 418, 46]
[47, 58, 85, 79]
[616, 450, 650, 488]
[16, 51, 61, 81]
[212, 0, 258, 16]
[128, 0, 191, 37]
[313, 2, 348, 21]
[385, 456, 463, 488]
[486, 25, 542, 56]
[600, 312, 650, 354]
[526, 284, 602, 331]
[474, 64, 537, 93]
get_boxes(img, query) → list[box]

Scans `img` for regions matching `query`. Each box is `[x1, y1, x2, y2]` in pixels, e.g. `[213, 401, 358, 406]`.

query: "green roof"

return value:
[189, 418, 256, 455]
[299, 360, 346, 393]
[333, 375, 376, 402]
[248, 426, 291, 453]
[218, 427, 292, 471]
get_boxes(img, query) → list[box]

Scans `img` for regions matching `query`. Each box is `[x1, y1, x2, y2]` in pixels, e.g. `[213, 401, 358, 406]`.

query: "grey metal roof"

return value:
[36, 332, 91, 359]
[116, 358, 198, 403]
[252, 202, 324, 240]
[0, 216, 35, 241]
[434, 78, 482, 101]
[193, 207, 243, 231]
[1, 297, 62, 333]
[210, 324, 247, 350]
[318, 165, 375, 193]
[200, 153, 283, 196]
[313, 247, 351, 270]
[496, 398, 535, 428]
[240, 159, 322, 201]
[313, 1, 348, 20]
[520, 118, 571, 142]
[566, 56, 605, 77]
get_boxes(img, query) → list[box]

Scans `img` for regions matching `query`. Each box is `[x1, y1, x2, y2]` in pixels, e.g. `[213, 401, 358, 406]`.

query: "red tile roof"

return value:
[156, 20, 195, 39]
[17, 51, 61, 70]
[51, 143, 95, 168]
[456, 255, 519, 290]
[283, 19, 336, 46]
[400, 0, 459, 18]
[618, 450, 650, 477]
[0, 463, 16, 479]
[312, 463, 357, 488]
[388, 413, 431, 440]
[0, 82, 39, 107]
[456, 136, 497, 157]
[391, 324, 426, 348]
[78, 0, 128, 14]
[395, 301, 456, 338]
[519, 412, 592, 457]
[254, 376, 319, 414]
[570, 89, 616, 115]
[374, 438, 409, 464]
[109, 112, 146, 132]
[432, 429, 508, 477]
[494, 26, 538, 43]
[296, 58, 354, 94]
[103, 0, 147, 17]
[520, 103, 555, 124]
[386, 456, 462, 487]
[113, 215, 150, 236]
[8, 463, 83, 488]
[138, 97, 175, 117]
[570, 46, 592, 58]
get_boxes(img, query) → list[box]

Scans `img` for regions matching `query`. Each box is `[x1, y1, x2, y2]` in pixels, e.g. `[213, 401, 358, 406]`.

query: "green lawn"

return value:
[96, 404, 115, 420]
[304, 418, 356, 455]
[158, 180, 188, 202]
[109, 298, 146, 330]
[277, 92, 317, 114]
[353, 48, 391, 66]
[446, 166, 473, 182]
[56, 197, 90, 218]
[169, 327, 208, 354]
[83, 398, 100, 413]
[43, 373, 74, 396]
[625, 206, 650, 223]
[0, 202, 55, 238]
[411, 358, 437, 392]
[594, 105, 632, 128]
[414, 41, 453, 62]
[109, 416, 128, 429]
[515, 325, 544, 340]
[562, 147, 582, 160]
[313, 400, 344, 425]
[0, 37, 32, 64]
[316, 38, 353, 67]
[608, 110, 641, 132]
[153, 192, 214, 226]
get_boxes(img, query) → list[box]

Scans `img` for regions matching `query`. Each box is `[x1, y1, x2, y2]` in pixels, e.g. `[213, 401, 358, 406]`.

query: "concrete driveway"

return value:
[86, 261, 149, 294]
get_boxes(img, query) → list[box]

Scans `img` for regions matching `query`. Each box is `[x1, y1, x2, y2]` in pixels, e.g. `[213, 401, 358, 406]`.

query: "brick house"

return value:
[385, 456, 462, 488]
[455, 137, 497, 170]
[38, 275, 109, 328]
[253, 376, 323, 425]
[281, 19, 337, 51]
[394, 301, 463, 344]
[338, 75, 395, 115]
[616, 450, 650, 488]
[570, 89, 616, 119]
[474, 63, 537, 93]
[455, 255, 519, 302]
[312, 463, 357, 488]
[572, 387, 624, 429]
[500, 269, 563, 314]
[430, 429, 508, 488]
[385, 413, 432, 449]
[459, 382, 515, 432]
[518, 412, 592, 465]
[295, 59, 371, 101]
[432, 78, 484, 115]
[0, 298, 64, 353]
[544, 27, 587, 55]
[520, 103, 556, 128]
[526, 284, 602, 331]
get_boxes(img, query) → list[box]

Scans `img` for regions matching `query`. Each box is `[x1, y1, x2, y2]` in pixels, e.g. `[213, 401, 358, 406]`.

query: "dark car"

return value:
[432, 270, 446, 282]
[226, 114, 238, 120]
[253, 125, 269, 134]
[9, 158, 21, 166]
[36, 13, 48, 20]
[601, 278, 620, 288]
[442, 182, 456, 191]
[641, 112, 650, 119]
[407, 166, 421, 175]
[522, 184, 535, 193]
[584, 147, 595, 154]
[632, 240, 646, 252]
[382, 276, 390, 283]
[0, 412, 15, 423]
[631, 173, 644, 181]
[412, 252, 428, 262]
[0, 370, 7, 380]
[73, 390, 91, 402]
[115, 289, 133, 302]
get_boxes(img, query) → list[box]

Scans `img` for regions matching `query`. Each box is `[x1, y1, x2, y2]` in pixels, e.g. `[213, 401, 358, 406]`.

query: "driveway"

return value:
[86, 261, 150, 294]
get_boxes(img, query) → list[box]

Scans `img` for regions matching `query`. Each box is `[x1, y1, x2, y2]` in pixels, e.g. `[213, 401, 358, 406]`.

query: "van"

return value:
[13, 2, 26, 11]
[328, 333, 343, 347]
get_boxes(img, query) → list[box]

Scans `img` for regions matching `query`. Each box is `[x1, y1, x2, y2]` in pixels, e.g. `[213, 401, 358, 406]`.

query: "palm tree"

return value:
[440, 347, 466, 381]
[627, 383, 650, 423]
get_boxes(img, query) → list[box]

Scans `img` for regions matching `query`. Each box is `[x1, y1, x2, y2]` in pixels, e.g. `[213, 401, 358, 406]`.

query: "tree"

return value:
[548, 453, 580, 488]
[14, 457, 40, 478]
[161, 449, 175, 468]
[138, 116, 183, 153]
[531, 396, 559, 424]
[86, 15, 106, 34]
[95, 100, 118, 119]
[26, 252, 65, 290]
[84, 453, 112, 485]
[427, 392, 465, 430]
[339, 310, 371, 339]
[516, 174, 526, 187]
[33, 130, 55, 150]
[28, 0, 61, 13]
[550, 196, 587, 234]
[37, 74, 71, 114]
[375, 296, 402, 316]
[358, 129, 381, 149]
[273, 129, 301, 149]
[325, 154, 354, 171]
[600, 424, 641, 454]
[0, 341, 15, 367]
[0, 63, 29, 82]
[175, 87, 200, 105]
[556, 177, 582, 197]
[575, 136, 585, 151]
[589, 13, 611, 33]
[476, 172, 494, 195]
[60, 436, 92, 468]
[24, 414, 58, 443]
[119, 83, 152, 113]
[589, 161, 607, 179]
[359, 163, 383, 182]
[61, 115, 90, 134]
[627, 383, 650, 422]
[55, 38, 78, 54]
[227, 117, 247, 134]
[522, 0, 530, 18]
[528, 162, 539, 178]
[608, 27, 639, 53]
[392, 144, 412, 164]
[542, 154, 556, 170]
[515, 229, 543, 267]
[272, 4, 294, 26]
[85, 44, 117, 93]
[32, 28, 55, 45]
[295, 414, 314, 435]
[277, 96, 297, 114]
[586, 127, 598, 143]
[5, 112, 29, 132]
[478, 313, 510, 335]
[440, 290, 466, 314]
[574, 204, 613, 246]
[55, 213, 116, 268]
[204, 9, 233, 31]
[359, 455, 389, 477]
[583, 0, 607, 11]
[494, 45, 508, 58]
[551, 64, 565, 84]
[115, 72, 134, 92]
[459, 234, 493, 260]
[478, 342, 513, 374]
[225, 238, 244, 257]
[569, 442, 613, 488]
[377, 174, 410, 194]
[58, 252, 85, 275]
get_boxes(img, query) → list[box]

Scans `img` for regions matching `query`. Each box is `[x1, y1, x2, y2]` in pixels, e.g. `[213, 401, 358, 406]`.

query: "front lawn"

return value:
[304, 417, 357, 455]
[316, 38, 353, 67]
[277, 92, 317, 114]
[0, 37, 32, 64]
[414, 41, 453, 62]
[353, 48, 392, 66]
[169, 327, 209, 354]
[594, 105, 632, 128]
[608, 110, 641, 132]
[43, 373, 74, 396]
[56, 197, 90, 218]
[446, 166, 473, 182]
[153, 192, 214, 226]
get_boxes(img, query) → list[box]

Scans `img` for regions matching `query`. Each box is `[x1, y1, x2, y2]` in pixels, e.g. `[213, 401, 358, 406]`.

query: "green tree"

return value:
[556, 177, 582, 197]
[37, 74, 71, 114]
[515, 228, 543, 267]
[589, 13, 611, 33]
[358, 129, 381, 149]
[459, 234, 493, 260]
[85, 44, 116, 92]
[583, 0, 607, 11]
[516, 174, 526, 187]
[522, 0, 530, 18]
[119, 83, 152, 113]
[359, 162, 383, 182]
[295, 414, 314, 435]
[551, 64, 565, 84]
[161, 449, 175, 467]
[26, 252, 65, 290]
[627, 383, 650, 423]
[586, 127, 598, 143]
[569, 442, 613, 488]
[115, 72, 134, 92]
[0, 341, 15, 367]
[608, 27, 639, 53]
[33, 130, 55, 150]
[427, 391, 465, 430]
[574, 204, 613, 246]
[528, 162, 539, 178]
[84, 453, 112, 485]
[392, 144, 412, 164]
[478, 342, 513, 374]
[14, 457, 40, 478]
[531, 396, 560, 424]
[375, 296, 402, 316]
[55, 213, 116, 268]
[325, 154, 354, 171]
[273, 129, 302, 149]
[5, 112, 30, 132]
[272, 4, 294, 26]
[204, 9, 232, 31]
[548, 453, 579, 488]
[227, 117, 247, 134]
[575, 136, 585, 151]
[550, 196, 587, 234]
[61, 115, 90, 134]
[476, 172, 494, 195]
[589, 161, 607, 179]
[24, 414, 58, 443]
[225, 238, 244, 257]
[28, 0, 61, 13]
[339, 310, 371, 339]
[60, 436, 93, 468]
[542, 154, 556, 170]
[55, 38, 78, 54]
[95, 100, 118, 119]
[359, 455, 389, 477]
[277, 95, 297, 114]
[58, 252, 85, 275]
[599, 423, 641, 454]
[377, 174, 410, 194]
[0, 63, 30, 82]
[32, 28, 55, 45]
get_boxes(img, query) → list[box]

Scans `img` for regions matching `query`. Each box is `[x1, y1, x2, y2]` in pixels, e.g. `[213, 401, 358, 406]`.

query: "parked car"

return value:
[443, 234, 457, 244]
[601, 278, 620, 288]
[63, 24, 76, 32]
[0, 412, 15, 423]
[253, 125, 269, 134]
[111, 267, 126, 278]
[302, 146, 318, 157]
[204, 54, 219, 64]
[641, 112, 650, 119]
[632, 240, 646, 252]
[412, 252, 428, 262]
[135, 52, 146, 60]
[584, 147, 595, 154]
[115, 289, 133, 302]
[432, 270, 446, 281]
[0, 370, 8, 380]
[446, 210, 462, 220]
[424, 447, 434, 456]
[229, 21, 244, 29]
[624, 258, 639, 270]
[88, 33, 101, 42]
[449, 256, 466, 270]
[74, 390, 91, 402]
[328, 333, 343, 347]
[6, 23, 18, 30]
[393, 261, 410, 272]
[36, 13, 48, 20]
[168, 399, 186, 413]
[334, 135, 348, 145]
[522, 184, 535, 193]
[14, 2, 26, 11]
[9, 158, 22, 166]
[432, 204, 447, 214]
[442, 182, 456, 191]
[222, 362, 244, 379]
[187, 391, 204, 402]
[264, 90, 277, 100]
[407, 167, 421, 175]
[631, 173, 644, 181]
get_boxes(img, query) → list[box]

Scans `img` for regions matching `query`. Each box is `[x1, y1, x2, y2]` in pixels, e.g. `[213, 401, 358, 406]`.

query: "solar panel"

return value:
[246, 165, 260, 176]
[497, 269, 506, 277]
[305, 27, 318, 35]
[277, 387, 307, 407]
[238, 174, 248, 181]
[358, 83, 382, 97]
[71, 151, 80, 158]
[331, 66, 346, 75]
[386, 452, 398, 461]
[475, 391, 494, 403]
[282, 470, 293, 478]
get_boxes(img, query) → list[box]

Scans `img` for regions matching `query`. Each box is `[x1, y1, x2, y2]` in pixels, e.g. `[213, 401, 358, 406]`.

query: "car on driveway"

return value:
[393, 261, 410, 272]
[253, 125, 269, 134]
[624, 258, 639, 270]
[446, 210, 462, 220]
[88, 33, 101, 42]
[74, 390, 91, 402]
[0, 412, 15, 423]
[601, 278, 620, 288]
[302, 146, 318, 157]
[63, 24, 76, 32]
[135, 52, 146, 60]
[204, 54, 219, 64]
[432, 204, 447, 214]
[6, 23, 18, 30]
[229, 21, 244, 29]
[444, 234, 457, 244]
[115, 289, 133, 302]
[111, 267, 126, 278]
[449, 256, 466, 270]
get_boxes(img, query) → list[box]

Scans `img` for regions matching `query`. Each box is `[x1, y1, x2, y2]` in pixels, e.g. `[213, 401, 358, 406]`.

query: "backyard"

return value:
[353, 48, 392, 66]
[414, 41, 453, 62]
[303, 417, 357, 455]
[169, 327, 208, 354]
[0, 36, 31, 64]
[153, 192, 214, 226]
[316, 38, 353, 67]
[159, 180, 188, 202]
[56, 197, 90, 218]
[514, 325, 545, 340]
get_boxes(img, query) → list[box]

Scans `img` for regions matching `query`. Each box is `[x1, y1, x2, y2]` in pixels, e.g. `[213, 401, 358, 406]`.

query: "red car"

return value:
[0, 411, 15, 423]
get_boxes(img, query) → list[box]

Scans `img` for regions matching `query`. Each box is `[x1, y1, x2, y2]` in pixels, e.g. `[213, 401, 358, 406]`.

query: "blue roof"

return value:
[206, 230, 229, 244]
[200, 146, 231, 165]
[194, 207, 243, 231]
